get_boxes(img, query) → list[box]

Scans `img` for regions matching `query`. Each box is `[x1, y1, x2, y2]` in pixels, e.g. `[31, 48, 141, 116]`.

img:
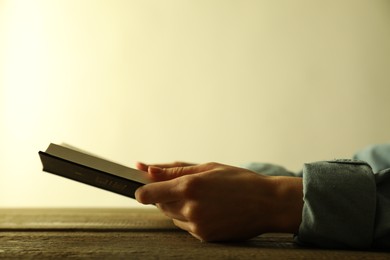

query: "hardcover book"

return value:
[39, 143, 150, 199]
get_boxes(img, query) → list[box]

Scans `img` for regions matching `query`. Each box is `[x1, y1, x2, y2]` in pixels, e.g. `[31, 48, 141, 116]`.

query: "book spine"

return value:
[39, 152, 142, 199]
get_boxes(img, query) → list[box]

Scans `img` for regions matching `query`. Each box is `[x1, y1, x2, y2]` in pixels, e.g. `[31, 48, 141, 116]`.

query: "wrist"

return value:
[269, 176, 304, 233]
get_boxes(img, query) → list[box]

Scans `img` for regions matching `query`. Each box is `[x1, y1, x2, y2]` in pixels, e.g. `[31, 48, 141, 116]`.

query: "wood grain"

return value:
[0, 208, 388, 259]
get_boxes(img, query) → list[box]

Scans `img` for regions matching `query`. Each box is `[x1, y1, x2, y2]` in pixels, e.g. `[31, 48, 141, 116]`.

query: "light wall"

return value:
[1, 0, 390, 207]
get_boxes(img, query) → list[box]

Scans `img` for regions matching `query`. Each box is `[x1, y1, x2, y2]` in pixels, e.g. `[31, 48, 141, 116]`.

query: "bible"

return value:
[39, 143, 150, 199]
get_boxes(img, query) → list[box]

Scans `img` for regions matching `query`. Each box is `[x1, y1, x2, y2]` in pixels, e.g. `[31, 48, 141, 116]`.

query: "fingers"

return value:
[148, 163, 220, 181]
[136, 161, 195, 172]
[136, 162, 222, 202]
[136, 162, 149, 172]
[136, 162, 221, 182]
[153, 162, 195, 168]
[136, 162, 198, 181]
[135, 179, 182, 204]
[135, 164, 205, 204]
[147, 166, 193, 181]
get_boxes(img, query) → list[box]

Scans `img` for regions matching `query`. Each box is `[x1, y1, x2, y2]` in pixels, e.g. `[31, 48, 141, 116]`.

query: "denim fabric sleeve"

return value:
[353, 143, 390, 172]
[373, 168, 390, 248]
[241, 162, 297, 176]
[296, 159, 390, 249]
[353, 143, 390, 248]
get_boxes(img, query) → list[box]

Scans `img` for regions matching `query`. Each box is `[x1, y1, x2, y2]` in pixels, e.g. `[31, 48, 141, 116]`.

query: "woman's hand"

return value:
[135, 162, 303, 242]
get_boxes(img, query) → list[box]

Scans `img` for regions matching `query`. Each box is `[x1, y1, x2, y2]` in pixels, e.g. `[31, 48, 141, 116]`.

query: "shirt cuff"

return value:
[295, 160, 376, 249]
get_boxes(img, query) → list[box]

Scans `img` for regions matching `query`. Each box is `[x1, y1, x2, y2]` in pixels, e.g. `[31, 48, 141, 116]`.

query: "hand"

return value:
[135, 162, 303, 242]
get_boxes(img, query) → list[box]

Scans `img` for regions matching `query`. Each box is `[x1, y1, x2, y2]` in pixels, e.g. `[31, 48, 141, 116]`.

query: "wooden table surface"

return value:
[0, 208, 388, 259]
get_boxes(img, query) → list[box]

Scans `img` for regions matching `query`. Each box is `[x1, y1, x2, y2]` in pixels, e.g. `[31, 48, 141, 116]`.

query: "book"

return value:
[38, 143, 150, 199]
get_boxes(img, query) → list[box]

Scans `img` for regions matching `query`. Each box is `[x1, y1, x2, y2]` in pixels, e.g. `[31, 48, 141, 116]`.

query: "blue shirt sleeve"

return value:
[244, 143, 390, 249]
[296, 160, 377, 248]
[241, 162, 297, 176]
[296, 144, 390, 249]
[354, 143, 390, 172]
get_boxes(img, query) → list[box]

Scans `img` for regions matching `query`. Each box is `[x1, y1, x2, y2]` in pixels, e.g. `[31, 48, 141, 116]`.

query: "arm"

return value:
[135, 146, 390, 249]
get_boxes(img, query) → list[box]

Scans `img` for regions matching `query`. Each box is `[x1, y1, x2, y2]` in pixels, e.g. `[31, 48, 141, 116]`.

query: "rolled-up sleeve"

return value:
[372, 168, 390, 248]
[354, 143, 390, 172]
[296, 159, 390, 249]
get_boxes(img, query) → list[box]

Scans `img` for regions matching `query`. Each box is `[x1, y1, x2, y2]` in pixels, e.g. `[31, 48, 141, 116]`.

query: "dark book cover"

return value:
[39, 143, 150, 199]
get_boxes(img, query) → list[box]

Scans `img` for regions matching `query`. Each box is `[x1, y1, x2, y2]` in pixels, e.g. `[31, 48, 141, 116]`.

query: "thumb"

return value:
[148, 163, 215, 181]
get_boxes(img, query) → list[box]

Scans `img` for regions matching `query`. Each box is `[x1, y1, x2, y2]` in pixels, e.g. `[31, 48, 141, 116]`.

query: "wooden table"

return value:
[0, 208, 388, 259]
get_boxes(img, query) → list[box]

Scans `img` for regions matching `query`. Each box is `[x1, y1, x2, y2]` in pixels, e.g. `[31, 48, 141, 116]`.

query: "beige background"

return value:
[1, 0, 389, 207]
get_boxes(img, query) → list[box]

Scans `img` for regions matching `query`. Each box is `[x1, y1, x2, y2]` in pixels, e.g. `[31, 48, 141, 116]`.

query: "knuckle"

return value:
[179, 176, 202, 199]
